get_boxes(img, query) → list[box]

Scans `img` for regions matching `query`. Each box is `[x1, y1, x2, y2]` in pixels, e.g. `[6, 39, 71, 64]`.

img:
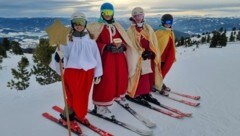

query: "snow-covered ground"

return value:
[0, 42, 240, 136]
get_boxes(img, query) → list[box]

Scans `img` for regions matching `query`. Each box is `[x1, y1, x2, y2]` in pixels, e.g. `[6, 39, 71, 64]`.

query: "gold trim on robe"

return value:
[87, 22, 143, 97]
[127, 24, 163, 97]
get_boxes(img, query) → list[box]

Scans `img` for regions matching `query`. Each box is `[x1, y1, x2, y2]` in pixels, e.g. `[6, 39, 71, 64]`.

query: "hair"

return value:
[68, 28, 94, 41]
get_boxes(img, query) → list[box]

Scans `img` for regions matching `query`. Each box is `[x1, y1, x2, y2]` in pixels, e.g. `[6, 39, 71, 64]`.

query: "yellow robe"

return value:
[127, 24, 163, 97]
[155, 29, 176, 61]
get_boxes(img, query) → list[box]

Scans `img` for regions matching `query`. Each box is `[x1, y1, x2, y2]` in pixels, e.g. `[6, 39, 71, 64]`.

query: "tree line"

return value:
[175, 27, 240, 48]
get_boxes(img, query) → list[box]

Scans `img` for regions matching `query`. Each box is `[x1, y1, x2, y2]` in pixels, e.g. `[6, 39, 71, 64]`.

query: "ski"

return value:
[52, 105, 113, 136]
[165, 95, 200, 107]
[144, 98, 192, 117]
[157, 103, 192, 117]
[168, 91, 200, 100]
[115, 100, 156, 128]
[42, 112, 86, 136]
[125, 95, 184, 119]
[88, 109, 153, 136]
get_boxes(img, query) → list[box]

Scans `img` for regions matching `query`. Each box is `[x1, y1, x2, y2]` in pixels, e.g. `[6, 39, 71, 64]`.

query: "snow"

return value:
[1, 42, 240, 136]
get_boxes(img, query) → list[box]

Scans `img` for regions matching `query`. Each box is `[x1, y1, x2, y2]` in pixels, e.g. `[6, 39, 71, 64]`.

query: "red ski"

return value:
[166, 95, 200, 107]
[168, 91, 200, 100]
[159, 103, 192, 117]
[42, 112, 85, 136]
[125, 95, 184, 119]
[52, 105, 113, 136]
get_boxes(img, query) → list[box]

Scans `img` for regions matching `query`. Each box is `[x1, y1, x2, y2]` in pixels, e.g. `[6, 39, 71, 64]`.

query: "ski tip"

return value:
[193, 96, 201, 100]
[42, 112, 49, 116]
[140, 130, 153, 136]
[146, 123, 157, 128]
[184, 113, 192, 117]
[195, 103, 200, 107]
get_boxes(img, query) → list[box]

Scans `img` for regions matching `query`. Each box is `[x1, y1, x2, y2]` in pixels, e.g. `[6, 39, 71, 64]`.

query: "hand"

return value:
[105, 44, 118, 53]
[56, 50, 64, 59]
[142, 50, 155, 60]
[54, 51, 64, 63]
[94, 77, 101, 84]
[117, 44, 127, 52]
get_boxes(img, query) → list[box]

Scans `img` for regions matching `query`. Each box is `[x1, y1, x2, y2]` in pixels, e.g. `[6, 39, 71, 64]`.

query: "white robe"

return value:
[50, 34, 103, 77]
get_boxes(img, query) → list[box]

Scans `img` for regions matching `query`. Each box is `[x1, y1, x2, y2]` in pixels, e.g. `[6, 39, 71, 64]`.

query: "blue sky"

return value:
[1, 0, 240, 18]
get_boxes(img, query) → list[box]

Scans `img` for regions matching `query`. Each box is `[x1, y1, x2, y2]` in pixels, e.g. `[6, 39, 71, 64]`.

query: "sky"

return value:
[0, 0, 240, 18]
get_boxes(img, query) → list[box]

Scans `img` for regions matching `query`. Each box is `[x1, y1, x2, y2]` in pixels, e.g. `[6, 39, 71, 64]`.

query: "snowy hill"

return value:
[1, 42, 240, 136]
[1, 17, 240, 47]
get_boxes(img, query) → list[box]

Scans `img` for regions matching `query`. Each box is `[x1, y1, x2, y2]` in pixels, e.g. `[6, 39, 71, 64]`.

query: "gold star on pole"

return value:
[45, 19, 69, 46]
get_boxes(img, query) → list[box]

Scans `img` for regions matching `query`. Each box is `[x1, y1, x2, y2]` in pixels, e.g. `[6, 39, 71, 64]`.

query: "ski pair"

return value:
[42, 112, 86, 136]
[115, 100, 156, 128]
[52, 106, 113, 136]
[141, 97, 192, 117]
[125, 95, 184, 119]
[88, 108, 153, 136]
[153, 89, 200, 107]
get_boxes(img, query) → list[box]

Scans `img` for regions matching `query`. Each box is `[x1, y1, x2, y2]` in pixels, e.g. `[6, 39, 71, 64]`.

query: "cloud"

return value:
[0, 0, 240, 17]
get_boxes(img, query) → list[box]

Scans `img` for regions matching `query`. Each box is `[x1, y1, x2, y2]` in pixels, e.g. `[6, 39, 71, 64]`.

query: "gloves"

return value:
[142, 50, 155, 60]
[105, 44, 118, 53]
[54, 50, 64, 63]
[117, 44, 127, 52]
[94, 77, 101, 84]
[105, 44, 126, 53]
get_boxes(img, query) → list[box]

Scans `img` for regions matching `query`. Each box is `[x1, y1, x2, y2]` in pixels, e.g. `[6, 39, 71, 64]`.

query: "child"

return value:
[50, 12, 102, 122]
[155, 14, 176, 94]
[87, 2, 138, 117]
[126, 7, 163, 104]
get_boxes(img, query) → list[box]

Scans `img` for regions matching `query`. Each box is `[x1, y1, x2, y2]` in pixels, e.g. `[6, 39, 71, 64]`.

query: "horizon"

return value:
[0, 0, 240, 18]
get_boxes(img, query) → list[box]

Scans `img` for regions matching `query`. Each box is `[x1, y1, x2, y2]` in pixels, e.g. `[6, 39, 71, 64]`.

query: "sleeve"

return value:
[49, 42, 71, 75]
[93, 41, 103, 77]
[96, 36, 107, 54]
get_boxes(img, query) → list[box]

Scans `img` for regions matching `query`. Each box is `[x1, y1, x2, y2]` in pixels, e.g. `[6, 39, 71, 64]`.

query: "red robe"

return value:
[92, 25, 128, 106]
[161, 37, 175, 78]
[64, 68, 94, 120]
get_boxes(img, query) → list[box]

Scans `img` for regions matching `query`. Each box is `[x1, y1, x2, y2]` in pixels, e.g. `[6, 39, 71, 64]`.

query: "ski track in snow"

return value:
[0, 42, 240, 136]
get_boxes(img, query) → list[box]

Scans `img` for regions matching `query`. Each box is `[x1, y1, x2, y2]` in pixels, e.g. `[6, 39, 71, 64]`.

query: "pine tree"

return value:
[11, 41, 23, 55]
[207, 34, 211, 43]
[2, 38, 11, 51]
[210, 31, 220, 48]
[0, 56, 2, 70]
[232, 27, 237, 31]
[0, 45, 7, 58]
[31, 38, 60, 85]
[180, 36, 185, 46]
[7, 56, 31, 90]
[219, 32, 227, 47]
[236, 31, 240, 41]
[201, 36, 206, 44]
[219, 27, 224, 33]
[229, 32, 235, 42]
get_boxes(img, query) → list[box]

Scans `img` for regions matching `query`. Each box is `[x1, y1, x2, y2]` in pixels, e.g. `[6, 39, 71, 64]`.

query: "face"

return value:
[71, 18, 86, 32]
[163, 20, 173, 28]
[101, 10, 114, 21]
[73, 24, 85, 32]
[164, 24, 171, 28]
[103, 15, 113, 21]
[133, 14, 144, 23]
